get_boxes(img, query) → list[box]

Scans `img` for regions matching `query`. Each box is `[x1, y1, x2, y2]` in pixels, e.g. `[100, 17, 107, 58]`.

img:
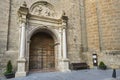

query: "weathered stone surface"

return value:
[84, 0, 120, 68]
[0, 0, 120, 76]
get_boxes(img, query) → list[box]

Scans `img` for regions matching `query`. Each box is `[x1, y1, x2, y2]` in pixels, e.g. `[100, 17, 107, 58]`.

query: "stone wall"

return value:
[0, 0, 9, 75]
[96, 0, 120, 50]
[0, 0, 82, 73]
[83, 51, 120, 69]
[85, 0, 120, 51]
[12, 0, 82, 63]
[84, 0, 120, 68]
[0, 0, 62, 73]
[85, 0, 100, 51]
[7, 0, 62, 50]
[0, 0, 120, 75]
[60, 0, 82, 63]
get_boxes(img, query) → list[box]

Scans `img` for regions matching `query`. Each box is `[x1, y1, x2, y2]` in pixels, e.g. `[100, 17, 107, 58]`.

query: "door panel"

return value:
[29, 32, 55, 71]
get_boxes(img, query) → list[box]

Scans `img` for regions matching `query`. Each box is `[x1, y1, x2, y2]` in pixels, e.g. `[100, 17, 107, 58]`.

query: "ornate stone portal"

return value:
[15, 1, 70, 77]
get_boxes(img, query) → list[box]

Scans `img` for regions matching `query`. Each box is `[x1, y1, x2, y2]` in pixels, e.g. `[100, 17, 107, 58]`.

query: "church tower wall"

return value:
[84, 0, 120, 68]
[0, 0, 10, 73]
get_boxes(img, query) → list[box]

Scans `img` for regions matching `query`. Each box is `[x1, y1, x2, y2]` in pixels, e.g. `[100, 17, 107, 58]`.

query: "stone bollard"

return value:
[112, 69, 116, 78]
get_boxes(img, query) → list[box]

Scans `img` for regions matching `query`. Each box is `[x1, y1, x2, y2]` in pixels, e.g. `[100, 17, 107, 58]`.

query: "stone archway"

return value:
[29, 32, 55, 71]
[16, 1, 70, 77]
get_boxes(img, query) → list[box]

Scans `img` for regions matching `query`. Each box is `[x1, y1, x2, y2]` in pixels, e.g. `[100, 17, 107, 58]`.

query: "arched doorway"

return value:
[29, 32, 55, 71]
[16, 1, 69, 77]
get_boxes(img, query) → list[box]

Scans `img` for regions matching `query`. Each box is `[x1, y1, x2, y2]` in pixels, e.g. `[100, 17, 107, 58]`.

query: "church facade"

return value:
[0, 0, 120, 77]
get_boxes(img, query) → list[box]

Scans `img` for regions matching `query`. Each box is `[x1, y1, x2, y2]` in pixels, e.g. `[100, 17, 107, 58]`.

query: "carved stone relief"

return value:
[31, 3, 55, 17]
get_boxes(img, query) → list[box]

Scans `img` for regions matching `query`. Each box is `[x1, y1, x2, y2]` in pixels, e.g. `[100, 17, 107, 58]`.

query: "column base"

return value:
[60, 58, 71, 72]
[15, 58, 27, 78]
[15, 72, 27, 78]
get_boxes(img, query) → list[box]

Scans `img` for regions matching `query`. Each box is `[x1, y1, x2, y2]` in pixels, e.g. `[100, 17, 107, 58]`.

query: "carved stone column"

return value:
[60, 15, 70, 72]
[62, 27, 67, 59]
[15, 22, 27, 77]
[15, 2, 29, 77]
[19, 22, 26, 59]
[58, 28, 62, 70]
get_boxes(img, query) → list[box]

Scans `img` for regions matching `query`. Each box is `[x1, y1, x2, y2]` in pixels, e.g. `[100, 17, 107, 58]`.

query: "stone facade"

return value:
[0, 0, 120, 77]
[84, 0, 120, 68]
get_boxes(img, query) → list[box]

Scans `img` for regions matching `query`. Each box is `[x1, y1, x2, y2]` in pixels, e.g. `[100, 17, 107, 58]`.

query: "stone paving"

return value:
[0, 69, 120, 80]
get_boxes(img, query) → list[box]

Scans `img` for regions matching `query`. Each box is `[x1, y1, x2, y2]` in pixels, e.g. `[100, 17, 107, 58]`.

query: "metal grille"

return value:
[29, 48, 55, 71]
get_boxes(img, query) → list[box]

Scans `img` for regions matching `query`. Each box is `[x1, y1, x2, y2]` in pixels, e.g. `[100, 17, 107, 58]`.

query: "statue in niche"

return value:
[38, 5, 43, 15]
[32, 4, 55, 17]
[33, 5, 43, 15]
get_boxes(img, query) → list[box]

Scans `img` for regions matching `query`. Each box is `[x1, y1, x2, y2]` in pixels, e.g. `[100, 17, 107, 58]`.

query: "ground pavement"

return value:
[0, 69, 120, 80]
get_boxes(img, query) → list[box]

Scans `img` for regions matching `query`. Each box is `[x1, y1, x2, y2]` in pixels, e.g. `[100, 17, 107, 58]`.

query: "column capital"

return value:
[61, 11, 68, 27]
[62, 16, 68, 23]
[62, 16, 67, 26]
[62, 26, 66, 29]
[61, 11, 68, 23]
[18, 2, 29, 24]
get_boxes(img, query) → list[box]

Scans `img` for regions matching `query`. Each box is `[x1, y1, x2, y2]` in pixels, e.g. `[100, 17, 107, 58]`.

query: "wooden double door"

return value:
[29, 32, 55, 71]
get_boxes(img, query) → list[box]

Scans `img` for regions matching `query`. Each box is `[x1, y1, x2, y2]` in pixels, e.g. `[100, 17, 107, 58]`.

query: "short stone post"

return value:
[112, 69, 116, 78]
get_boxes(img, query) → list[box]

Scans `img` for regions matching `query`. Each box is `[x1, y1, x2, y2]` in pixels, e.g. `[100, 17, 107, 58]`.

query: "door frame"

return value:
[26, 27, 60, 72]
[29, 32, 55, 71]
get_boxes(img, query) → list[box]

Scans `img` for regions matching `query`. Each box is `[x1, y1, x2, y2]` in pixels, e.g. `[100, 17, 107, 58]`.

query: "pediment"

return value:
[30, 1, 57, 18]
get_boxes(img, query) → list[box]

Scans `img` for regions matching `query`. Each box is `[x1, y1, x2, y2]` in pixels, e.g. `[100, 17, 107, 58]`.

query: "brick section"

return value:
[7, 0, 20, 50]
[97, 0, 120, 50]
[84, 0, 120, 69]
[0, 0, 9, 52]
[0, 0, 9, 74]
[85, 0, 100, 51]
[60, 0, 82, 63]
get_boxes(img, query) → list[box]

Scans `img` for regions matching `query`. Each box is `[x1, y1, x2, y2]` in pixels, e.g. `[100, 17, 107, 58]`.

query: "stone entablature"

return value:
[28, 15, 62, 28]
